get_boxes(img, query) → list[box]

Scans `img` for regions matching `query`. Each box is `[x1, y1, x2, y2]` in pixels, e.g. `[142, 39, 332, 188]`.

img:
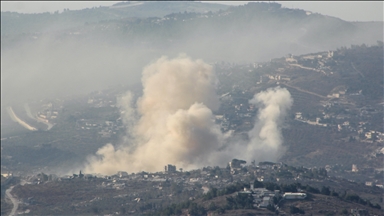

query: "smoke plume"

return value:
[245, 87, 293, 161]
[215, 87, 293, 165]
[84, 55, 222, 174]
[83, 55, 292, 175]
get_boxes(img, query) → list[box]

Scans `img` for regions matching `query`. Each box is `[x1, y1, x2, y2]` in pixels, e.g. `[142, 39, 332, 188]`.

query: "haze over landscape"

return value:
[2, 1, 383, 22]
[1, 1, 383, 215]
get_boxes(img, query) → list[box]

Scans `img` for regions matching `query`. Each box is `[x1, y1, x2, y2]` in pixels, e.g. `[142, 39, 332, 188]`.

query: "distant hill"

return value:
[0, 1, 229, 36]
[3, 2, 382, 54]
[4, 2, 381, 61]
[1, 2, 382, 107]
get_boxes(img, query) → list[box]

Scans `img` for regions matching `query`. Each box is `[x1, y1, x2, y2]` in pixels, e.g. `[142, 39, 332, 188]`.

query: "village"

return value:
[2, 158, 383, 215]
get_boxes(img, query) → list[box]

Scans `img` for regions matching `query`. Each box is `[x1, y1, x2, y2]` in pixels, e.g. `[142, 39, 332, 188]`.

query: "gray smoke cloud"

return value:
[83, 55, 292, 175]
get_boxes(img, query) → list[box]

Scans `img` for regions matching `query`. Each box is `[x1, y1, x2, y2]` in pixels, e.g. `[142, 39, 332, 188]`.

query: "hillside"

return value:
[6, 165, 383, 215]
[2, 2, 382, 109]
[254, 44, 383, 170]
[0, 1, 229, 36]
[152, 178, 383, 216]
[68, 3, 381, 62]
[2, 2, 382, 59]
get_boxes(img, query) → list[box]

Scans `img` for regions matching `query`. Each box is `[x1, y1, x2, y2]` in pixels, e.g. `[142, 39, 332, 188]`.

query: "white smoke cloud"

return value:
[83, 55, 292, 175]
[116, 91, 137, 145]
[213, 87, 293, 165]
[84, 55, 222, 174]
[245, 87, 293, 161]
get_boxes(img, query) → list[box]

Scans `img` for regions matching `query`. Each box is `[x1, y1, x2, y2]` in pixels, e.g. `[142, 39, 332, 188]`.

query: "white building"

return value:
[352, 164, 358, 172]
[283, 192, 307, 200]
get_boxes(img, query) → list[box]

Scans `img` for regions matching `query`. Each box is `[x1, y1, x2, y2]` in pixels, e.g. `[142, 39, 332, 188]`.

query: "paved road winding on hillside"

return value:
[5, 186, 18, 216]
[281, 83, 327, 99]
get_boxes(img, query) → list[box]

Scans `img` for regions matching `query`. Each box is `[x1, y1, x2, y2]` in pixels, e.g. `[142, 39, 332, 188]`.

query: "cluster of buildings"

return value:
[240, 187, 306, 209]
[36, 101, 60, 123]
[269, 50, 334, 79]
[85, 161, 308, 193]
[165, 164, 177, 173]
[72, 90, 130, 138]
[75, 118, 124, 138]
[294, 100, 382, 144]
[87, 97, 117, 108]
[9, 158, 382, 215]
[294, 112, 327, 127]
[239, 186, 277, 208]
[214, 90, 256, 133]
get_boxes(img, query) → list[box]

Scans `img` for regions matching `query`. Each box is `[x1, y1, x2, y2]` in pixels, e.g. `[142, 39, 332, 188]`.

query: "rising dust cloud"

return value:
[83, 55, 292, 175]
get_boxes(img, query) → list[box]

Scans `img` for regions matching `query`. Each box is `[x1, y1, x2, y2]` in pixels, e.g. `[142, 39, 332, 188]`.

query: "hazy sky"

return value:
[1, 1, 383, 22]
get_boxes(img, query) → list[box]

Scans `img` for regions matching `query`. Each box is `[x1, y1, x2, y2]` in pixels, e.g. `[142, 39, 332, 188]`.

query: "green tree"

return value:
[216, 207, 225, 214]
[253, 179, 264, 188]
[289, 206, 305, 214]
[266, 204, 275, 211]
[320, 186, 331, 195]
[208, 202, 217, 211]
[305, 185, 320, 193]
[120, 207, 126, 214]
[92, 207, 99, 214]
[188, 203, 206, 215]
